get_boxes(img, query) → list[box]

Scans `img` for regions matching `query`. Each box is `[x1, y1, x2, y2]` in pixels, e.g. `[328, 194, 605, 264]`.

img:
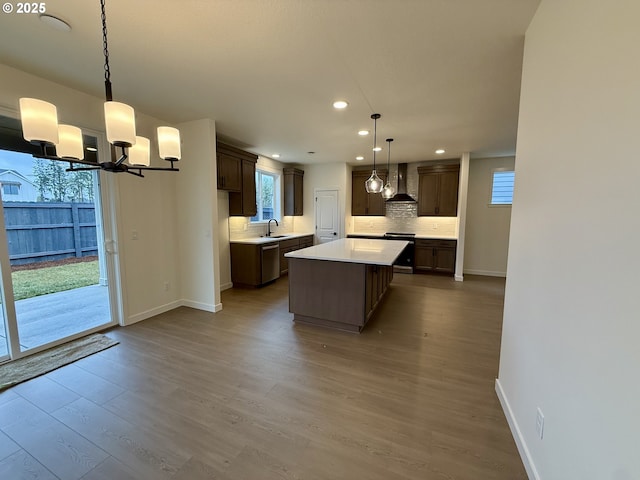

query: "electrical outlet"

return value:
[163, 281, 170, 292]
[131, 230, 138, 240]
[536, 408, 544, 439]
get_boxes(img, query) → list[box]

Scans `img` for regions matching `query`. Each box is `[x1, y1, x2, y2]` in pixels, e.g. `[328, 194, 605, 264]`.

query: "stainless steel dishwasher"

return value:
[261, 243, 280, 284]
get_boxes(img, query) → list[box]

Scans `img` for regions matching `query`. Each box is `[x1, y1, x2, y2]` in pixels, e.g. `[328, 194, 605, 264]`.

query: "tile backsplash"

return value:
[351, 215, 457, 237]
[229, 216, 295, 240]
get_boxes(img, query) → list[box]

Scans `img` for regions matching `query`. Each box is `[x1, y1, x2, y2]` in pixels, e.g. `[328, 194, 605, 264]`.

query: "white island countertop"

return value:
[285, 238, 408, 266]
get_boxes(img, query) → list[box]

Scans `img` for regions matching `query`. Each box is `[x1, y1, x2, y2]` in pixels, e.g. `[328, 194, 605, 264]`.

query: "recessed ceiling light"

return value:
[356, 156, 364, 161]
[435, 149, 445, 154]
[373, 147, 382, 152]
[332, 100, 348, 109]
[358, 130, 369, 136]
[39, 14, 72, 32]
[271, 153, 280, 158]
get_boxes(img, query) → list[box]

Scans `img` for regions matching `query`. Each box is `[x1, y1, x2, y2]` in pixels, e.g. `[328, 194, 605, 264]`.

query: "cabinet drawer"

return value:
[280, 238, 300, 249]
[299, 235, 313, 248]
[415, 239, 456, 248]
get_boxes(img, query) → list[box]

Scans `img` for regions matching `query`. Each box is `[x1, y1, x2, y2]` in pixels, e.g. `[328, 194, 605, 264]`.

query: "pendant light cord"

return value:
[386, 138, 392, 173]
[372, 115, 377, 169]
[371, 113, 381, 169]
[100, 0, 113, 101]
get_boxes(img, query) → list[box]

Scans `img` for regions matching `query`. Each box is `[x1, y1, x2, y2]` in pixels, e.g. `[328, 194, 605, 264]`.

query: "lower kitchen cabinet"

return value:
[279, 234, 313, 275]
[231, 235, 315, 287]
[231, 241, 279, 287]
[414, 239, 457, 274]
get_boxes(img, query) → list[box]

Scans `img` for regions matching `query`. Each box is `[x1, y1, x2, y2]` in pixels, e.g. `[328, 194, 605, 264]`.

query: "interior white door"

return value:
[315, 189, 340, 243]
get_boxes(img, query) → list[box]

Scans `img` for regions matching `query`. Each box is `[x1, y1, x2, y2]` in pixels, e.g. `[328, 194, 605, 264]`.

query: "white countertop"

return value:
[285, 238, 409, 266]
[230, 233, 314, 245]
[348, 232, 458, 240]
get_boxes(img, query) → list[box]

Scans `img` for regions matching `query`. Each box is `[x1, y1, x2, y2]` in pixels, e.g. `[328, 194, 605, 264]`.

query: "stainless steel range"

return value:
[384, 232, 415, 273]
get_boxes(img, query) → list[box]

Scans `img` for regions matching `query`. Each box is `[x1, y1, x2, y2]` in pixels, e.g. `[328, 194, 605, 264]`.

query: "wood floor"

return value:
[0, 274, 527, 479]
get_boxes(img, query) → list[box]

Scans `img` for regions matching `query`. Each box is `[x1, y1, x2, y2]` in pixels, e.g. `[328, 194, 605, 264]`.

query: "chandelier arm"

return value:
[126, 169, 144, 178]
[135, 166, 180, 172]
[65, 166, 101, 172]
[114, 146, 128, 166]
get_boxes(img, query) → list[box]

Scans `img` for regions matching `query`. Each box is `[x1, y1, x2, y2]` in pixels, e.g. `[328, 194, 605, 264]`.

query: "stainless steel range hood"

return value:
[386, 163, 416, 202]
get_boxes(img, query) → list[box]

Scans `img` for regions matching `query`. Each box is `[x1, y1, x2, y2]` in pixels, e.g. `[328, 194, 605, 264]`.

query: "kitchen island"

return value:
[285, 238, 408, 332]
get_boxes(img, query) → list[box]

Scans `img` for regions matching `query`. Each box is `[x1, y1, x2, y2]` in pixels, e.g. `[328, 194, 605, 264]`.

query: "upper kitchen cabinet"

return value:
[217, 141, 258, 217]
[351, 169, 388, 216]
[284, 167, 304, 216]
[417, 164, 460, 216]
[216, 152, 242, 191]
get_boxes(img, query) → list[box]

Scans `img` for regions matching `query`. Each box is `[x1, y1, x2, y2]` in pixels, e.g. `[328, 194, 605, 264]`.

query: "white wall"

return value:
[297, 162, 350, 239]
[176, 119, 221, 312]
[496, 2, 640, 479]
[464, 156, 514, 277]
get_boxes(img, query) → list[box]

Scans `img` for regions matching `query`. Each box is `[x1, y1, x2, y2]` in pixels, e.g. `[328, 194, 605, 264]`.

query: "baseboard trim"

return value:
[464, 269, 506, 277]
[495, 379, 541, 480]
[181, 299, 217, 312]
[454, 274, 464, 282]
[220, 282, 233, 292]
[126, 300, 182, 326]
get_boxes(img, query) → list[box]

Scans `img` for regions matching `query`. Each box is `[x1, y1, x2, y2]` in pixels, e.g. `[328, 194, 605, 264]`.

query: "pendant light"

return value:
[18, 0, 181, 177]
[364, 113, 384, 193]
[381, 138, 396, 200]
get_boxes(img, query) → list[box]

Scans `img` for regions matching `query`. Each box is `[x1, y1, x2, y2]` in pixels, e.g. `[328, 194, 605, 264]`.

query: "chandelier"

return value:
[364, 113, 383, 193]
[381, 138, 395, 199]
[18, 0, 181, 177]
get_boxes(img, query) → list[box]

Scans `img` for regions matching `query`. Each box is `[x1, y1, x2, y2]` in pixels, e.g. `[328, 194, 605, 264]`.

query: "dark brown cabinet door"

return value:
[417, 171, 439, 216]
[216, 153, 241, 192]
[414, 244, 436, 271]
[438, 169, 460, 216]
[284, 168, 304, 216]
[228, 158, 257, 216]
[415, 239, 457, 274]
[434, 246, 456, 273]
[351, 170, 388, 216]
[417, 164, 459, 216]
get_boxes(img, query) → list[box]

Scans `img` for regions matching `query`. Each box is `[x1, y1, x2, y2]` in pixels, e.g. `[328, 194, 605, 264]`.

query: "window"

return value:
[251, 169, 280, 222]
[2, 183, 20, 195]
[490, 170, 515, 205]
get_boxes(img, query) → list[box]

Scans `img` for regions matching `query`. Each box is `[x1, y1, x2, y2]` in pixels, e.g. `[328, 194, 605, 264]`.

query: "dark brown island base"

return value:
[286, 238, 408, 333]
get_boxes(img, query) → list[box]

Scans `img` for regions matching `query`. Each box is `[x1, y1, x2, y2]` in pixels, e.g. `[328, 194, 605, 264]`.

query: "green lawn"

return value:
[11, 261, 99, 301]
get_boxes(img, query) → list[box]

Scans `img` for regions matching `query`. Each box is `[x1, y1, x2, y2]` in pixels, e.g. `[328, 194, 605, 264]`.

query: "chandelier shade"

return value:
[157, 126, 181, 160]
[365, 170, 384, 193]
[128, 136, 150, 166]
[104, 101, 136, 147]
[19, 98, 59, 145]
[57, 124, 84, 160]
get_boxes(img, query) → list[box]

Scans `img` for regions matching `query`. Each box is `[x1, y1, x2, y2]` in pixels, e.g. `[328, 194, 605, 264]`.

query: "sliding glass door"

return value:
[0, 112, 117, 361]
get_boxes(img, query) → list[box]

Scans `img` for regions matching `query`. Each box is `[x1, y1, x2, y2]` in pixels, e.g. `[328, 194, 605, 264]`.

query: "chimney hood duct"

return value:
[386, 163, 416, 202]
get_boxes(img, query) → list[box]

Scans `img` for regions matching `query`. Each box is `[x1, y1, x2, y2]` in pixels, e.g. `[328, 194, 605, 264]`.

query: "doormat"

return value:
[0, 333, 118, 392]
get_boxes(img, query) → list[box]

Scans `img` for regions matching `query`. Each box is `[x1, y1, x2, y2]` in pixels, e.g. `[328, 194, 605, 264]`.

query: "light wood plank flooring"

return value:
[0, 273, 526, 479]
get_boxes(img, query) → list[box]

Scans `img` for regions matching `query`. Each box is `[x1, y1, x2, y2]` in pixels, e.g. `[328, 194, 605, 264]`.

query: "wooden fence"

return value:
[3, 202, 98, 266]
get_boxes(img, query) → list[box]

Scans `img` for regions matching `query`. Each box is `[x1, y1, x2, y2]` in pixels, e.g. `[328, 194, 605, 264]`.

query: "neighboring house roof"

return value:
[0, 169, 36, 186]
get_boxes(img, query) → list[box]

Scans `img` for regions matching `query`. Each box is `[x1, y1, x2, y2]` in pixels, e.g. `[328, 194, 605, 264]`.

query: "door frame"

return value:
[0, 105, 122, 361]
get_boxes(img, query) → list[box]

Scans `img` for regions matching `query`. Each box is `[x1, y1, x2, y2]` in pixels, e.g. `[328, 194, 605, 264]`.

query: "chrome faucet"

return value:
[266, 218, 279, 236]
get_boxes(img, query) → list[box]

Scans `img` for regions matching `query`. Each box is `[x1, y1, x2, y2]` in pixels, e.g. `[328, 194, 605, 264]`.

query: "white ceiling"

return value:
[0, 0, 540, 165]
